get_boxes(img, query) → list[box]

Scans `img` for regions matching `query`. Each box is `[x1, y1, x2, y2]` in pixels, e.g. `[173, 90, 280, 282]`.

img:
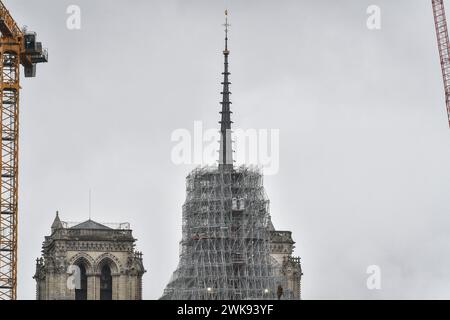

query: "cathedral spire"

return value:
[219, 10, 233, 170]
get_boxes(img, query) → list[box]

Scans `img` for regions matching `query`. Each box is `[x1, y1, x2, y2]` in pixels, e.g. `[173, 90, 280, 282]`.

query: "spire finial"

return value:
[51, 211, 63, 232]
[219, 10, 233, 171]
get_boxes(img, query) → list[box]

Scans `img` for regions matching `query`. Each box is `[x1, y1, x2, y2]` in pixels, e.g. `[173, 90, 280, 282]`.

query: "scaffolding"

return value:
[162, 165, 288, 300]
[162, 12, 300, 300]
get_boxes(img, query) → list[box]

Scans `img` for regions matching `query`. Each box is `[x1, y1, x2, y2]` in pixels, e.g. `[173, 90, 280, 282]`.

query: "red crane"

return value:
[432, 0, 450, 127]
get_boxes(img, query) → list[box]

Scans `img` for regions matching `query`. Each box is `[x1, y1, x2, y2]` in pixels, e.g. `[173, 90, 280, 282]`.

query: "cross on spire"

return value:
[219, 10, 233, 170]
[223, 10, 230, 53]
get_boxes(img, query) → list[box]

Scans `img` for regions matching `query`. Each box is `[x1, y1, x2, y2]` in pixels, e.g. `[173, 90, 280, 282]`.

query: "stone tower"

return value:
[34, 212, 145, 300]
[268, 219, 302, 300]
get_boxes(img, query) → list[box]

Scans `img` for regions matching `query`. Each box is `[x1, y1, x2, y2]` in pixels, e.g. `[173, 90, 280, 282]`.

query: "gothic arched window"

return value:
[75, 264, 87, 300]
[100, 264, 113, 300]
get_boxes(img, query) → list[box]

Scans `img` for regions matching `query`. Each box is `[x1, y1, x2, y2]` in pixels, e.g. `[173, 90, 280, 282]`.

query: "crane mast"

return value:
[432, 0, 450, 127]
[0, 1, 47, 300]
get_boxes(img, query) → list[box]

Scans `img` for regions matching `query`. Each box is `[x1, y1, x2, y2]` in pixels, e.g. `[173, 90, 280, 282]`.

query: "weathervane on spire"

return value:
[223, 10, 230, 53]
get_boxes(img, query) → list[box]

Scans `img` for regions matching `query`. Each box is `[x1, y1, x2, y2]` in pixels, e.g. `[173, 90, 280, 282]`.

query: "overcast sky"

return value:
[6, 0, 450, 299]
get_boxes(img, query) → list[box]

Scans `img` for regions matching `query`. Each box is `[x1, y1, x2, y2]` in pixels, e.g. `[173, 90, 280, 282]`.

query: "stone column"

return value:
[111, 274, 120, 300]
[51, 273, 66, 300]
[87, 273, 98, 300]
[44, 273, 50, 300]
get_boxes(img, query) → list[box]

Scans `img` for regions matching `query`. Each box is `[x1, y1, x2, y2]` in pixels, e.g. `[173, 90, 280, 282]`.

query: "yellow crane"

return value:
[0, 1, 47, 300]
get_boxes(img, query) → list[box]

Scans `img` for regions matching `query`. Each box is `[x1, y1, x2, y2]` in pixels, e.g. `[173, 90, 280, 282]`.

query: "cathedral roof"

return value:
[70, 219, 112, 230]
